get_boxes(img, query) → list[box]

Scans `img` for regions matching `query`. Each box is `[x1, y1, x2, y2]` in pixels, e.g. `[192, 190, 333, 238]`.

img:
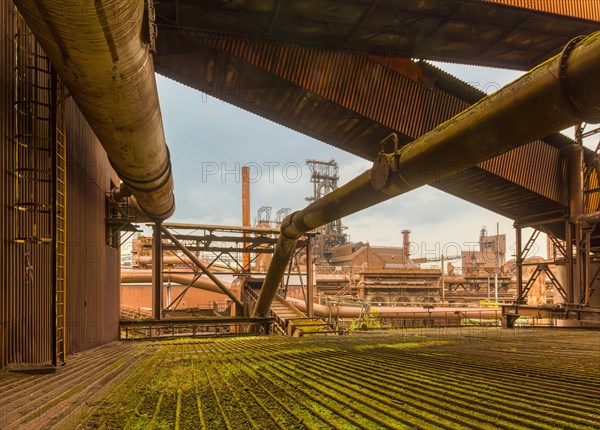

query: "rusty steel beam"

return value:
[161, 223, 282, 235]
[253, 31, 600, 317]
[152, 223, 163, 320]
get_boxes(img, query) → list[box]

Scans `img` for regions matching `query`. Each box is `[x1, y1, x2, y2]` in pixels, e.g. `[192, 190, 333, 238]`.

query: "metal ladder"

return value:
[14, 17, 53, 244]
[14, 11, 66, 366]
[53, 81, 67, 365]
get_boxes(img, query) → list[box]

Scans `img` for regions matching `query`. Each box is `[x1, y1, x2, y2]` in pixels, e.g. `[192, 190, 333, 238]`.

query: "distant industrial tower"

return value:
[305, 159, 347, 263]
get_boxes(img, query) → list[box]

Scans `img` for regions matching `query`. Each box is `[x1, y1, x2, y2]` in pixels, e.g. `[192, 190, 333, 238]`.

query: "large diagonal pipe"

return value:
[14, 0, 175, 220]
[254, 31, 600, 316]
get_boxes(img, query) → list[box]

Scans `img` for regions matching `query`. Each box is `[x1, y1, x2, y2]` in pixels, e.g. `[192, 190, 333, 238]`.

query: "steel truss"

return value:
[148, 223, 314, 319]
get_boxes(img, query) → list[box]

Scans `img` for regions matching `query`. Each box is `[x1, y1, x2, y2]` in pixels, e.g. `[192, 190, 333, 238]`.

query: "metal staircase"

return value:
[245, 286, 339, 336]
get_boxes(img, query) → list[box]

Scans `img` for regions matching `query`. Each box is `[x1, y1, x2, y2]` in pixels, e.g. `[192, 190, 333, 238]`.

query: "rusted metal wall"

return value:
[1, 0, 120, 367]
[64, 99, 120, 356]
[485, 0, 600, 22]
[1, 0, 52, 367]
[0, 0, 9, 369]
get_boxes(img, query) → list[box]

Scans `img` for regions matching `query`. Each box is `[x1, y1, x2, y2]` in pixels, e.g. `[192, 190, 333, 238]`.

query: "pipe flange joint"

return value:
[371, 133, 400, 191]
[371, 152, 392, 191]
[280, 211, 305, 240]
[559, 35, 596, 124]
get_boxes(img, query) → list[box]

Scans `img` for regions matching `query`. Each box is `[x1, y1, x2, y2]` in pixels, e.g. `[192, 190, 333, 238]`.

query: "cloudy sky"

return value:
[155, 62, 582, 268]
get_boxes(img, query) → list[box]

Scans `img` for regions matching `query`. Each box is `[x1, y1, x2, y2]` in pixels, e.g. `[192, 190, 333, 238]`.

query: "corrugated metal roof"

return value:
[156, 0, 600, 70]
[154, 3, 599, 243]
[485, 0, 600, 22]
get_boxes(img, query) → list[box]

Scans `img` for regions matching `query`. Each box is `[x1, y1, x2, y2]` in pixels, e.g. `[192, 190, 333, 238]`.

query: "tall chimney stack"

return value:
[242, 166, 250, 269]
[401, 229, 411, 262]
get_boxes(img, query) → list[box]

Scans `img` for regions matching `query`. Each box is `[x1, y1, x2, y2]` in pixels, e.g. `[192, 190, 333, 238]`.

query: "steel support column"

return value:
[568, 141, 584, 304]
[584, 229, 591, 305]
[515, 225, 523, 302]
[306, 236, 314, 318]
[152, 222, 163, 320]
[565, 220, 574, 303]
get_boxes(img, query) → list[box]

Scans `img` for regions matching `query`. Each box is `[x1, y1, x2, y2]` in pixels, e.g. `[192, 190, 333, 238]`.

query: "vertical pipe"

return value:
[516, 225, 523, 302]
[441, 254, 445, 304]
[152, 222, 163, 320]
[242, 166, 250, 270]
[565, 220, 574, 303]
[585, 229, 591, 305]
[546, 235, 554, 261]
[575, 226, 582, 304]
[567, 141, 584, 303]
[495, 222, 499, 303]
[306, 237, 314, 318]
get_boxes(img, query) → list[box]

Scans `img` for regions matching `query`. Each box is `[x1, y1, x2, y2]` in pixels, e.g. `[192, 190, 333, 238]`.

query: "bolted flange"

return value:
[371, 153, 392, 190]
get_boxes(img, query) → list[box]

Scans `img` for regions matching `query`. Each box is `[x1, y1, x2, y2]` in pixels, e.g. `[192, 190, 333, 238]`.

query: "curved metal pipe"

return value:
[578, 211, 600, 229]
[286, 298, 499, 319]
[254, 31, 600, 317]
[121, 269, 228, 295]
[14, 0, 175, 220]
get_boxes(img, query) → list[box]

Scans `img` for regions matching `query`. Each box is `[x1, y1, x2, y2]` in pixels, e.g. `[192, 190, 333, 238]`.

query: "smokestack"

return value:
[401, 230, 411, 261]
[242, 167, 250, 269]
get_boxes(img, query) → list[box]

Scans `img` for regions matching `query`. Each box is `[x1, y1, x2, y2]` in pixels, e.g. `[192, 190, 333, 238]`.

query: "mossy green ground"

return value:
[71, 328, 600, 429]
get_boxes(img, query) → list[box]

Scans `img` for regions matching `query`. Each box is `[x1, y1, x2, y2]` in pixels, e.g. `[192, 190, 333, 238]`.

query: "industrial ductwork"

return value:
[254, 31, 600, 317]
[14, 0, 175, 220]
[121, 269, 227, 295]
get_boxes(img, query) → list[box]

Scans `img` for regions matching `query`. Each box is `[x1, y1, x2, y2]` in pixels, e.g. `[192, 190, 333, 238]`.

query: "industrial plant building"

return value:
[1, 1, 599, 428]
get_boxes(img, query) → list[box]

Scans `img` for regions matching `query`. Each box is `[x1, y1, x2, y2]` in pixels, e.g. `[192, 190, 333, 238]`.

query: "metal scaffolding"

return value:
[305, 159, 347, 263]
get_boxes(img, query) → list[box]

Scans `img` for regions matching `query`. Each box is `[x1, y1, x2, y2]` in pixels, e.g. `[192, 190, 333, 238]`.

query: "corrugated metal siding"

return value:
[485, 0, 600, 22]
[1, 0, 120, 367]
[64, 99, 120, 356]
[480, 140, 568, 205]
[0, 0, 16, 369]
[1, 0, 53, 367]
[208, 33, 462, 140]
